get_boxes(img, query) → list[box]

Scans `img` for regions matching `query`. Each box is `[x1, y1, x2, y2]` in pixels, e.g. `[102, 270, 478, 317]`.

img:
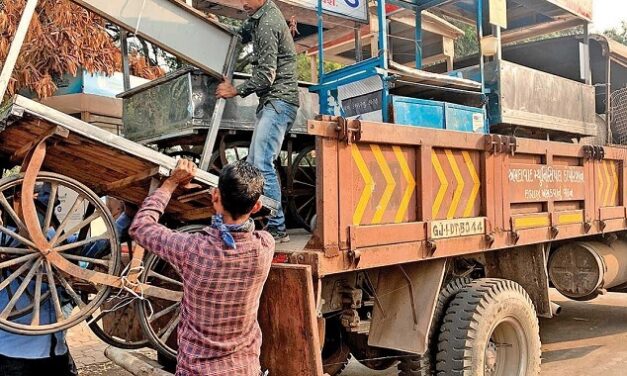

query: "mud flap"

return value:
[259, 264, 324, 376]
[367, 259, 447, 354]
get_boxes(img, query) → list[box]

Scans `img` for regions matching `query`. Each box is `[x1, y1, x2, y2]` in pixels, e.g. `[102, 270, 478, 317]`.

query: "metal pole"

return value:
[354, 22, 363, 63]
[494, 25, 502, 61]
[606, 56, 612, 144]
[120, 30, 131, 91]
[317, 0, 325, 80]
[0, 0, 39, 101]
[583, 22, 592, 85]
[377, 0, 388, 70]
[198, 37, 238, 171]
[476, 0, 485, 93]
[415, 10, 422, 69]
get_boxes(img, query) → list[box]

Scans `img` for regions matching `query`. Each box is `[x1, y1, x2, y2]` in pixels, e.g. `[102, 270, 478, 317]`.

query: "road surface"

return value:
[69, 291, 627, 375]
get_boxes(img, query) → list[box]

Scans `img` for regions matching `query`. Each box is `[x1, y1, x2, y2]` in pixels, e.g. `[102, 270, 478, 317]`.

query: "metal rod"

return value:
[0, 0, 39, 101]
[415, 10, 422, 68]
[317, 0, 325, 80]
[606, 56, 612, 144]
[395, 80, 485, 96]
[476, 0, 485, 94]
[378, 0, 389, 70]
[199, 37, 238, 171]
[354, 23, 363, 63]
[583, 22, 592, 85]
[121, 30, 131, 91]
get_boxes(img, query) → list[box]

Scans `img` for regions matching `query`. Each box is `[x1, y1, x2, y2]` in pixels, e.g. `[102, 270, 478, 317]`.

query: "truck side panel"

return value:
[308, 118, 627, 276]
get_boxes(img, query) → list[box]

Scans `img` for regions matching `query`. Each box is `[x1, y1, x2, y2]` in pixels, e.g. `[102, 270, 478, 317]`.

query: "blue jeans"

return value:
[247, 100, 298, 231]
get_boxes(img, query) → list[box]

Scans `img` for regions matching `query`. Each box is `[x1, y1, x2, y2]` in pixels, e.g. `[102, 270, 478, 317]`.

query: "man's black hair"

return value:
[218, 160, 264, 219]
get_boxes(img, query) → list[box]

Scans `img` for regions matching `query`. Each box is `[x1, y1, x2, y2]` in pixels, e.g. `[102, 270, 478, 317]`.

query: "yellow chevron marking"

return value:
[462, 151, 480, 218]
[445, 150, 464, 219]
[393, 146, 416, 223]
[514, 215, 550, 229]
[602, 160, 612, 206]
[351, 144, 374, 225]
[371, 145, 396, 224]
[432, 151, 449, 218]
[611, 161, 619, 205]
[558, 212, 584, 225]
[598, 162, 605, 205]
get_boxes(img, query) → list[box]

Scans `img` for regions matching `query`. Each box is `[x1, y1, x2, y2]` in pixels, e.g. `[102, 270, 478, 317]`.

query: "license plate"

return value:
[430, 217, 486, 240]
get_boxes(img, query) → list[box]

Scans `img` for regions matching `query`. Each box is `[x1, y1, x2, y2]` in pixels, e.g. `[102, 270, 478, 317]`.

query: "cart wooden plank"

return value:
[0, 96, 279, 220]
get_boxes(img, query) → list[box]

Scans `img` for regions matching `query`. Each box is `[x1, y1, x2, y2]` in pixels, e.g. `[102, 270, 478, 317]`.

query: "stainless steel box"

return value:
[458, 60, 597, 137]
[120, 69, 318, 143]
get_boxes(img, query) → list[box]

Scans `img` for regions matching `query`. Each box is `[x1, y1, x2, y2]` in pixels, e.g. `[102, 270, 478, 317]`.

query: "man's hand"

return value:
[216, 75, 238, 99]
[162, 159, 197, 193]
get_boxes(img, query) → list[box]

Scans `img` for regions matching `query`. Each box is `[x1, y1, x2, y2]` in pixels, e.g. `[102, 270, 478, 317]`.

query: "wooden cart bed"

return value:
[0, 95, 278, 221]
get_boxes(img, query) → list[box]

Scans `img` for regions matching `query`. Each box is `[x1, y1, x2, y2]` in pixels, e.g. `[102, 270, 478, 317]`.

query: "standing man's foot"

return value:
[266, 227, 290, 243]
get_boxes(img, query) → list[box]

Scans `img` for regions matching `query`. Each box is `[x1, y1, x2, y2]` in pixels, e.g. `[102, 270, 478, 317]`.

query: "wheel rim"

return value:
[288, 145, 316, 231]
[84, 288, 149, 349]
[137, 225, 202, 359]
[0, 172, 119, 335]
[484, 316, 527, 376]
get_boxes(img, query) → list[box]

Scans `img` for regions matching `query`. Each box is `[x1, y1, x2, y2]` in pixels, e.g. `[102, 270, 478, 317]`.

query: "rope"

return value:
[87, 261, 155, 325]
[134, 0, 148, 35]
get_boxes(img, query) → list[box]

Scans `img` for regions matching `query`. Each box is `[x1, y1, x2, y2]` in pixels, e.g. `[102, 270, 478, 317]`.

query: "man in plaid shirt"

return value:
[129, 160, 274, 376]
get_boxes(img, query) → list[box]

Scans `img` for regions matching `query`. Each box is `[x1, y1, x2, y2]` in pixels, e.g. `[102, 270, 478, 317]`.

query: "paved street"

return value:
[69, 291, 627, 376]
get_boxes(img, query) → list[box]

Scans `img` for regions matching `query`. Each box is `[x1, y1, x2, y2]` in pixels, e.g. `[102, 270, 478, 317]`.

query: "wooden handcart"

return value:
[0, 95, 278, 356]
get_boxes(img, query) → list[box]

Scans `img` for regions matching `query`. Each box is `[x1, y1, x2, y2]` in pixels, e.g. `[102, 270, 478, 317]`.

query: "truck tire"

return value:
[436, 278, 541, 376]
[398, 277, 472, 376]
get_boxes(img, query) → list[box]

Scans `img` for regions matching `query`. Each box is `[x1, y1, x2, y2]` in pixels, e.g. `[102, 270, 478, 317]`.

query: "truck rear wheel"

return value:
[398, 277, 472, 376]
[435, 278, 541, 376]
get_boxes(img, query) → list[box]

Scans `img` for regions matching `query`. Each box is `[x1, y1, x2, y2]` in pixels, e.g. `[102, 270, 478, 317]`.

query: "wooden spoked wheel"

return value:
[0, 172, 120, 335]
[287, 145, 316, 232]
[137, 225, 202, 359]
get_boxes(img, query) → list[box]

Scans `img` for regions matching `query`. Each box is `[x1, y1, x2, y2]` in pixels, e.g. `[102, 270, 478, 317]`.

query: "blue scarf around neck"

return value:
[211, 214, 254, 249]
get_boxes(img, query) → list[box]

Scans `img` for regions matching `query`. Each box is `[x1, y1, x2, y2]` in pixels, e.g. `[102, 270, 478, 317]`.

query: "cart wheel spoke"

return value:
[148, 270, 183, 288]
[0, 253, 39, 270]
[0, 225, 38, 250]
[150, 302, 181, 323]
[0, 247, 36, 256]
[42, 183, 58, 233]
[159, 309, 181, 342]
[0, 260, 34, 292]
[54, 212, 101, 246]
[296, 166, 315, 184]
[53, 235, 110, 253]
[0, 258, 42, 320]
[0, 192, 27, 234]
[50, 195, 85, 245]
[298, 196, 315, 213]
[44, 260, 64, 321]
[60, 253, 110, 267]
[31, 268, 43, 326]
[55, 270, 85, 309]
[293, 179, 316, 188]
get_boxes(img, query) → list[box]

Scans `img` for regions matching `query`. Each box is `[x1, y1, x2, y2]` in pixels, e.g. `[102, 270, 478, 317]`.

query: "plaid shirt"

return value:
[129, 188, 274, 376]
